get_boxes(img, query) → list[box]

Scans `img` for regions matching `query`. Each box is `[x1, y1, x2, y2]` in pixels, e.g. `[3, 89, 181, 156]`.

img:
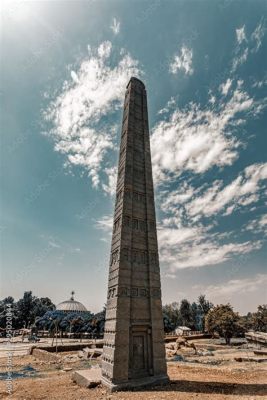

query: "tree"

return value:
[205, 304, 243, 345]
[198, 294, 213, 314]
[33, 297, 55, 320]
[191, 302, 201, 330]
[197, 294, 213, 331]
[162, 296, 214, 332]
[16, 291, 37, 328]
[252, 305, 267, 332]
[36, 310, 65, 336]
[0, 297, 20, 330]
[91, 308, 106, 336]
[239, 311, 254, 332]
[240, 305, 267, 333]
[162, 302, 182, 332]
[16, 292, 55, 328]
[36, 308, 105, 338]
[180, 299, 193, 328]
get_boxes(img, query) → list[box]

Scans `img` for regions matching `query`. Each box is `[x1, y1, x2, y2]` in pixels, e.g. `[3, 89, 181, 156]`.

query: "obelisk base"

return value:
[101, 374, 169, 392]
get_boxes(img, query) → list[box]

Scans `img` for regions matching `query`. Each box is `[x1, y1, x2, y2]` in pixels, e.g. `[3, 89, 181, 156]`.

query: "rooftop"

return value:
[56, 291, 87, 313]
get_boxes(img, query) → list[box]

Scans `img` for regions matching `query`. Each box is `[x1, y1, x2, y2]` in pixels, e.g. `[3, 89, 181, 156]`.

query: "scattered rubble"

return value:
[1, 337, 267, 399]
[254, 349, 267, 356]
[196, 350, 214, 356]
[234, 356, 267, 363]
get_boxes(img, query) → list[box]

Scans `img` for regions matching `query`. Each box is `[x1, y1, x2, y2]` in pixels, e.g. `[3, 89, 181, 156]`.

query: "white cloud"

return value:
[94, 215, 113, 233]
[169, 46, 193, 75]
[257, 214, 267, 228]
[158, 223, 262, 271]
[158, 225, 204, 249]
[110, 17, 120, 35]
[246, 214, 267, 235]
[151, 81, 256, 184]
[209, 95, 216, 105]
[232, 47, 248, 71]
[191, 274, 267, 313]
[232, 20, 265, 72]
[45, 41, 141, 188]
[252, 79, 267, 88]
[158, 97, 177, 115]
[158, 163, 267, 272]
[44, 27, 266, 276]
[251, 19, 266, 52]
[98, 41, 112, 59]
[236, 25, 246, 44]
[161, 183, 196, 210]
[185, 163, 267, 219]
[205, 274, 267, 298]
[220, 78, 232, 96]
[71, 70, 80, 84]
[102, 166, 117, 196]
[48, 240, 61, 249]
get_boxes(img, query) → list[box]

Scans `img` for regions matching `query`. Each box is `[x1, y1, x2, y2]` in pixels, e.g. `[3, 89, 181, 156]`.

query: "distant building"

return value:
[175, 326, 191, 336]
[56, 291, 87, 313]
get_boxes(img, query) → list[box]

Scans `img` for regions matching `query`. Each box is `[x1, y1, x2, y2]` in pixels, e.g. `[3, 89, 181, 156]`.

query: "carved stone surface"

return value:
[101, 77, 168, 391]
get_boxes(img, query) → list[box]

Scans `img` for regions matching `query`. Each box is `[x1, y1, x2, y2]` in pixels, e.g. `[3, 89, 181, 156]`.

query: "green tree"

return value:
[33, 297, 55, 320]
[162, 302, 182, 332]
[239, 312, 253, 332]
[191, 302, 200, 330]
[198, 294, 213, 314]
[16, 291, 37, 327]
[252, 305, 267, 332]
[15, 292, 56, 328]
[197, 294, 213, 331]
[0, 297, 20, 330]
[91, 308, 106, 336]
[205, 303, 243, 345]
[180, 299, 193, 328]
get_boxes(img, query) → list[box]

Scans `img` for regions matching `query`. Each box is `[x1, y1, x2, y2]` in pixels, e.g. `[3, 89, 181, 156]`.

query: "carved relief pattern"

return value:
[102, 78, 167, 385]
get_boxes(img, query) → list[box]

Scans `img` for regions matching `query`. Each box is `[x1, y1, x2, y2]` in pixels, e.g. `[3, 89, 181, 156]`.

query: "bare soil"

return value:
[0, 340, 266, 400]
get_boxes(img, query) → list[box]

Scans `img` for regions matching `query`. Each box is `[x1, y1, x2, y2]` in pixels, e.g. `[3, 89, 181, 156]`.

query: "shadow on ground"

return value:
[133, 380, 267, 396]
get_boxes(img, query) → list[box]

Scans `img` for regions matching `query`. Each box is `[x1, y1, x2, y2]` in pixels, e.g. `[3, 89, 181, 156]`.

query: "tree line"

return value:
[0, 292, 105, 337]
[163, 295, 213, 332]
[163, 295, 267, 344]
[0, 292, 266, 343]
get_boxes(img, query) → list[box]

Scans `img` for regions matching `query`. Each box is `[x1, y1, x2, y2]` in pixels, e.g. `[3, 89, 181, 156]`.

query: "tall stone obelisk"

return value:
[101, 77, 168, 391]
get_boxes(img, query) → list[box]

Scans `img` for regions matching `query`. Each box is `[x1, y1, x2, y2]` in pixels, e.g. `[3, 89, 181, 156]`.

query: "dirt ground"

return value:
[0, 340, 266, 400]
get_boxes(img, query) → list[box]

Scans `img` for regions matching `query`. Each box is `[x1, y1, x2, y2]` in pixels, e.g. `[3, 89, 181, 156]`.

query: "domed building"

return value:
[56, 291, 87, 314]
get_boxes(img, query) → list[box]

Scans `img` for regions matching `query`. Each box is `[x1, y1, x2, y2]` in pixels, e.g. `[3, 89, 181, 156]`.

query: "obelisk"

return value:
[101, 77, 168, 391]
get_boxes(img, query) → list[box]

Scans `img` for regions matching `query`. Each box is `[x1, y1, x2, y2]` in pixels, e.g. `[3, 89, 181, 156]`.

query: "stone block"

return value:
[72, 368, 102, 388]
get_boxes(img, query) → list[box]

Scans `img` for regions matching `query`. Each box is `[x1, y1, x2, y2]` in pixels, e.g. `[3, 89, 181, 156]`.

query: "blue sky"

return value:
[1, 0, 266, 314]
